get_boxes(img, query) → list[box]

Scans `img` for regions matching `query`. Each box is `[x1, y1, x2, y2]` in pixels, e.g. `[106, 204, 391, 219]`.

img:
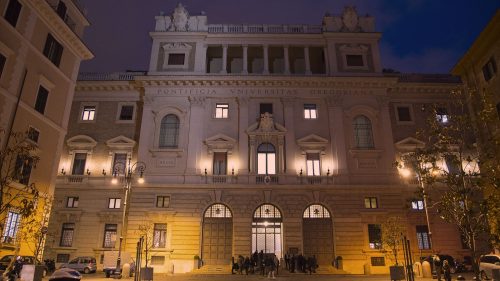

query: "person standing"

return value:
[433, 255, 443, 281]
[442, 260, 451, 281]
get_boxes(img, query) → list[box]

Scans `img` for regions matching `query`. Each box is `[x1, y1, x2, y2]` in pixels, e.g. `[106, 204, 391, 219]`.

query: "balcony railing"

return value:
[255, 175, 279, 184]
[77, 72, 146, 81]
[207, 24, 323, 34]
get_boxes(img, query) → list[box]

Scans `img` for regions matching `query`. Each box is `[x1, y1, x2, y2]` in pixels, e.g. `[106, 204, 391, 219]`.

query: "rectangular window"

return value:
[0, 53, 6, 79]
[436, 107, 449, 124]
[156, 196, 170, 208]
[416, 225, 431, 250]
[151, 256, 165, 265]
[213, 152, 227, 175]
[397, 106, 412, 122]
[371, 257, 385, 266]
[260, 103, 273, 115]
[215, 103, 229, 119]
[66, 197, 79, 208]
[4, 0, 22, 27]
[71, 153, 87, 175]
[35, 86, 49, 114]
[55, 1, 67, 20]
[43, 33, 63, 67]
[168, 53, 185, 65]
[13, 155, 33, 185]
[56, 254, 70, 263]
[2, 211, 20, 243]
[153, 224, 167, 248]
[306, 153, 320, 176]
[103, 224, 117, 248]
[304, 104, 317, 119]
[368, 224, 382, 249]
[257, 152, 276, 175]
[364, 197, 378, 209]
[346, 54, 364, 67]
[108, 198, 121, 209]
[411, 200, 424, 210]
[27, 127, 40, 143]
[482, 57, 497, 81]
[112, 153, 127, 175]
[81, 106, 96, 121]
[59, 223, 75, 247]
[119, 105, 134, 120]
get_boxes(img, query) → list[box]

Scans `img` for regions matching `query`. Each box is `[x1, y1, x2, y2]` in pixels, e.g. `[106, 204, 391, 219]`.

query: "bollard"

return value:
[422, 261, 432, 278]
[122, 263, 130, 278]
[413, 262, 423, 277]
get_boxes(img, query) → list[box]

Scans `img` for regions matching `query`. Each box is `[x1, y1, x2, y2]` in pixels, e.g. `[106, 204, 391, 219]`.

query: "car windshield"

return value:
[0, 256, 13, 262]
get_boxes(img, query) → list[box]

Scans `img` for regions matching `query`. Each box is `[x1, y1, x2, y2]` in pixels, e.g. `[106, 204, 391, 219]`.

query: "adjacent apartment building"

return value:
[45, 4, 473, 274]
[0, 0, 92, 256]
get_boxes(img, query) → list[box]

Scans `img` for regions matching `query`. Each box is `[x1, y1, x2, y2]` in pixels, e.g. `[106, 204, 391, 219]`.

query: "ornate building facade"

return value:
[0, 0, 92, 256]
[45, 4, 469, 274]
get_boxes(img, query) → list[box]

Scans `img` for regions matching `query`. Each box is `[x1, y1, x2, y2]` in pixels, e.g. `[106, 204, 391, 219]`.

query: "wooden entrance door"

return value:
[303, 218, 334, 265]
[202, 217, 232, 265]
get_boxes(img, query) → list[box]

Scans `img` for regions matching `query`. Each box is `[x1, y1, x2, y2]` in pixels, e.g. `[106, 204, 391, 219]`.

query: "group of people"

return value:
[231, 251, 279, 278]
[433, 255, 452, 281]
[283, 253, 318, 274]
[231, 251, 318, 278]
[5, 256, 24, 281]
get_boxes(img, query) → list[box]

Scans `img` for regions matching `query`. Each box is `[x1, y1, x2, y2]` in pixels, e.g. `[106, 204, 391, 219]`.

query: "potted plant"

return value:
[381, 216, 406, 281]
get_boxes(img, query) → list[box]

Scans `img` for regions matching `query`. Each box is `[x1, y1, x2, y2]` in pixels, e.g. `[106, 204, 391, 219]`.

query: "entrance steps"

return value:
[314, 265, 349, 274]
[192, 265, 232, 274]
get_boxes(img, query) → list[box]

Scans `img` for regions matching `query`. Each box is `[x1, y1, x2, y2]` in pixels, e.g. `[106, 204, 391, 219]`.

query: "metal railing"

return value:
[78, 72, 146, 81]
[207, 24, 322, 34]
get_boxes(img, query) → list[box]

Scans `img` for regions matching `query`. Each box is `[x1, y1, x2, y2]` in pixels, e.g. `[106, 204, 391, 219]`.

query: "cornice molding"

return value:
[27, 0, 93, 60]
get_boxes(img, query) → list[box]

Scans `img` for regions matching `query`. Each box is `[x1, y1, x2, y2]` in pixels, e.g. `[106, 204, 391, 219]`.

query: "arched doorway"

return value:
[302, 204, 334, 265]
[252, 204, 283, 258]
[202, 203, 233, 265]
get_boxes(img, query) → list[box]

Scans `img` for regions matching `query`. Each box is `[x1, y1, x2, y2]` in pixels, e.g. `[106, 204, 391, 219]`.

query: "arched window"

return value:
[257, 143, 276, 175]
[252, 204, 283, 257]
[303, 204, 331, 218]
[204, 203, 232, 218]
[353, 115, 374, 148]
[159, 114, 179, 148]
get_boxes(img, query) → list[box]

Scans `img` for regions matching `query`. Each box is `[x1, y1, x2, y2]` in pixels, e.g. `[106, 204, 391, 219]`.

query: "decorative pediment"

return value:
[246, 113, 287, 136]
[296, 134, 329, 153]
[204, 134, 237, 154]
[106, 135, 136, 151]
[66, 135, 97, 150]
[395, 137, 425, 152]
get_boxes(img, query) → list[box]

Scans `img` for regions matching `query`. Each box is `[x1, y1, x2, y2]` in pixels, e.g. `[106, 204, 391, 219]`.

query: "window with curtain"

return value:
[257, 143, 276, 175]
[159, 114, 179, 148]
[353, 115, 374, 149]
[306, 153, 320, 176]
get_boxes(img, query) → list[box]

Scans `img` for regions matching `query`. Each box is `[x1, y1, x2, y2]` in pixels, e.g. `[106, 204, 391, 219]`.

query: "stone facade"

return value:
[45, 4, 470, 274]
[0, 0, 92, 256]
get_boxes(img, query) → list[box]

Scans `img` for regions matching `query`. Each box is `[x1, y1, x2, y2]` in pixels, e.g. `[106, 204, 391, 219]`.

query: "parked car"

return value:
[422, 254, 458, 275]
[60, 256, 96, 274]
[49, 268, 82, 281]
[479, 254, 500, 280]
[0, 255, 35, 271]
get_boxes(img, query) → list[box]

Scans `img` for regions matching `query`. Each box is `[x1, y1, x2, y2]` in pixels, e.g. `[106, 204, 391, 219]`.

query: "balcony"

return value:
[207, 24, 323, 34]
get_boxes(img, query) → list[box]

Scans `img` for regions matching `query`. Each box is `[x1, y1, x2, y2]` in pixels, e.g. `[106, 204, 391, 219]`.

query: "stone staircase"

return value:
[191, 265, 232, 274]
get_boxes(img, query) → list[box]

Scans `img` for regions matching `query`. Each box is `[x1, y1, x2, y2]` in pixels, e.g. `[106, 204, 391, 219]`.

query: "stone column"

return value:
[186, 96, 206, 175]
[194, 43, 208, 74]
[323, 46, 330, 74]
[263, 45, 269, 74]
[371, 42, 383, 73]
[237, 97, 249, 174]
[377, 96, 396, 173]
[221, 45, 228, 74]
[304, 46, 312, 75]
[283, 46, 290, 74]
[242, 45, 248, 74]
[282, 98, 296, 175]
[327, 94, 348, 176]
[249, 136, 256, 173]
[278, 138, 285, 174]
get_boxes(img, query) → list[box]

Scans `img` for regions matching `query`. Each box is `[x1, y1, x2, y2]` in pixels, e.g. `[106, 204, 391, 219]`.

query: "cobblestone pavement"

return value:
[59, 271, 475, 281]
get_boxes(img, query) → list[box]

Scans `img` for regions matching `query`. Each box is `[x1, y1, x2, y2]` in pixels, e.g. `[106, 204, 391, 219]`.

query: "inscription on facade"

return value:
[158, 158, 176, 167]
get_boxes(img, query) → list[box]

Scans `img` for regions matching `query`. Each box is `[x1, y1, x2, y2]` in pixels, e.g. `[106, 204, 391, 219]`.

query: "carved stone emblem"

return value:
[170, 3, 189, 31]
[258, 113, 275, 132]
[342, 6, 359, 32]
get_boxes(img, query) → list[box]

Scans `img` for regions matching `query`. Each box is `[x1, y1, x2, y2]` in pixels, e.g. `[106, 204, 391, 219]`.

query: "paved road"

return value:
[67, 271, 475, 281]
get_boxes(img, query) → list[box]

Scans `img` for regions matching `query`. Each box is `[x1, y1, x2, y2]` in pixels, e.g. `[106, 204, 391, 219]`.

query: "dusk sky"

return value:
[78, 0, 499, 74]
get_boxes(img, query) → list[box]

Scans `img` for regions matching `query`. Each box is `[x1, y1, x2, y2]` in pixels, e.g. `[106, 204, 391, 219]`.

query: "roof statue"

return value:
[341, 6, 360, 32]
[170, 3, 189, 31]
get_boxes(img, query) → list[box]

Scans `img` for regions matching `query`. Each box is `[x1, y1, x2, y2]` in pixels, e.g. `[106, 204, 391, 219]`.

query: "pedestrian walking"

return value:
[433, 255, 443, 281]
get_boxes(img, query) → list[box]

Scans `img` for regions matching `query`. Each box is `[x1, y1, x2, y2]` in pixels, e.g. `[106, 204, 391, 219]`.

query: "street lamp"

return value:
[112, 158, 146, 275]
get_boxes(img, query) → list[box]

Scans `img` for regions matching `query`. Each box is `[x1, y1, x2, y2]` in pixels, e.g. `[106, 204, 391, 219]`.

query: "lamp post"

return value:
[112, 158, 146, 275]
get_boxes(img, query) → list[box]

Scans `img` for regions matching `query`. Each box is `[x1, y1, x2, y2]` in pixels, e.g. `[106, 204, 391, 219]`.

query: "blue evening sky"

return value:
[78, 0, 499, 74]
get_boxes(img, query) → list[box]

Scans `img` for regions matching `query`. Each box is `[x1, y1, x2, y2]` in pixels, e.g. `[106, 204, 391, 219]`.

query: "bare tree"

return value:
[381, 216, 407, 265]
